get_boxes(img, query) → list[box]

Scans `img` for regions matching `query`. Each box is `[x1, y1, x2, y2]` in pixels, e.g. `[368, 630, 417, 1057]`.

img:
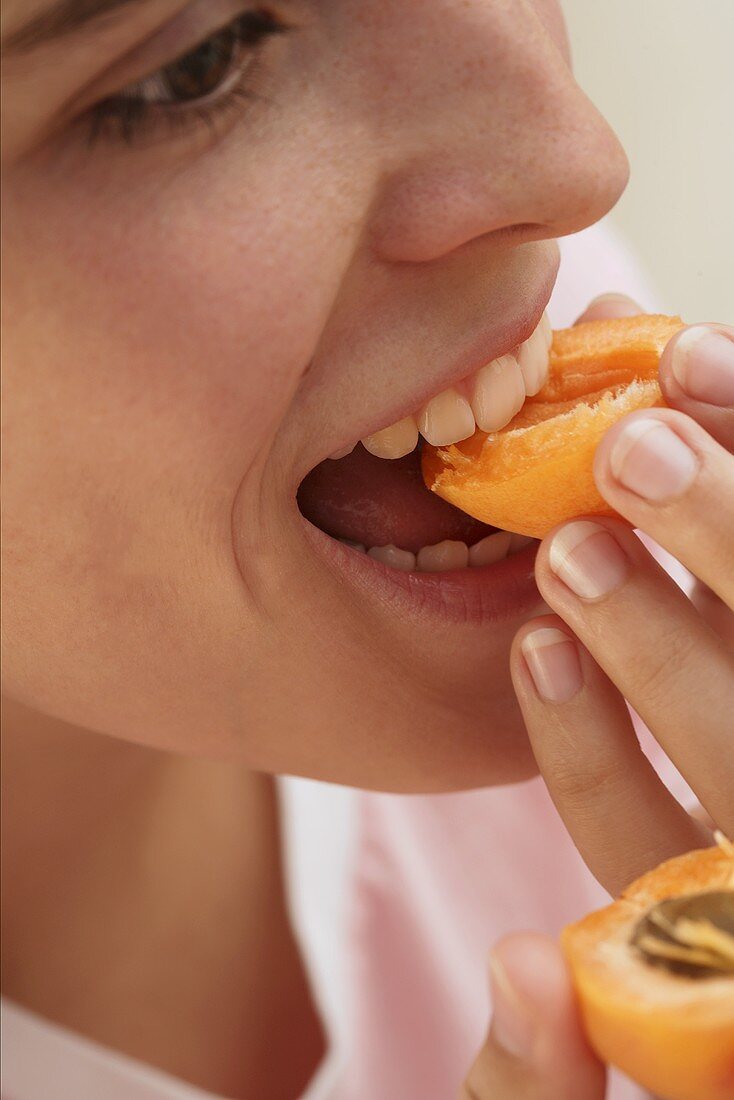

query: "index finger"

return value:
[510, 613, 708, 896]
[658, 323, 734, 451]
[593, 406, 734, 609]
[531, 514, 734, 840]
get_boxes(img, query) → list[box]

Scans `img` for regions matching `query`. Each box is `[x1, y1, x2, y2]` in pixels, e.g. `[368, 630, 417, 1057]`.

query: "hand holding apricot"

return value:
[504, 298, 734, 1099]
[562, 836, 734, 1100]
[461, 840, 733, 1100]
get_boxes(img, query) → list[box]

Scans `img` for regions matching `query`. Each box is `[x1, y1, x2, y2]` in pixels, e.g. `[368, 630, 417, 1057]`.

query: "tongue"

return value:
[297, 444, 495, 553]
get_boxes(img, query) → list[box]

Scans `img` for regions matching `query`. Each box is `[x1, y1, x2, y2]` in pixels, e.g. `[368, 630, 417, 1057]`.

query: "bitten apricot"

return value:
[422, 315, 685, 538]
[562, 835, 734, 1100]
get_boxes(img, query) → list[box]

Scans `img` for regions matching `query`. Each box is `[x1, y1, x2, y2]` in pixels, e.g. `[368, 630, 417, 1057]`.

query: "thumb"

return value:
[461, 932, 607, 1100]
[574, 292, 644, 324]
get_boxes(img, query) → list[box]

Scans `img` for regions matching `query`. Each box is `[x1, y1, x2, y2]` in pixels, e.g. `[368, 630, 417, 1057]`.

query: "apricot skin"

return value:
[422, 315, 685, 539]
[562, 845, 734, 1100]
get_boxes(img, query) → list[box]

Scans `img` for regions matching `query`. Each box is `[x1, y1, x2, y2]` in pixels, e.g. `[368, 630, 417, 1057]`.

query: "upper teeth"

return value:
[355, 312, 552, 460]
[416, 388, 475, 448]
[517, 316, 553, 397]
[360, 416, 418, 460]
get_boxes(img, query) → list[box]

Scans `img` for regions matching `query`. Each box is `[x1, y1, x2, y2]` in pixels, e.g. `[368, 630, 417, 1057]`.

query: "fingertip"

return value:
[487, 933, 566, 1061]
[657, 325, 734, 450]
[490, 933, 605, 1086]
[512, 612, 570, 652]
[510, 613, 574, 699]
[592, 406, 713, 506]
[576, 293, 644, 324]
[490, 934, 595, 1067]
[491, 932, 571, 1014]
[594, 407, 681, 499]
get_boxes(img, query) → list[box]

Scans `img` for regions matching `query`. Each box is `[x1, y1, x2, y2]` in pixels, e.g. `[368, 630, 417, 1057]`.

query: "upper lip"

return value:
[303, 246, 560, 474]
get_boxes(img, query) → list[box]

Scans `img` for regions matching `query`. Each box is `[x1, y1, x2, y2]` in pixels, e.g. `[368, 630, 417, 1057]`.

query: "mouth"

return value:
[296, 293, 554, 623]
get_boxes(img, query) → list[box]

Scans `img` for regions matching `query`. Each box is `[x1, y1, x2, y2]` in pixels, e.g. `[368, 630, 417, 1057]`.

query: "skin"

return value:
[1, 0, 627, 789]
[465, 297, 734, 1100]
[2, 0, 732, 1096]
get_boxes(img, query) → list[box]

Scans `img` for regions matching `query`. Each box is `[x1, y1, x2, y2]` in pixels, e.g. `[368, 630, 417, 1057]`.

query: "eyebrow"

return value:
[1, 0, 153, 57]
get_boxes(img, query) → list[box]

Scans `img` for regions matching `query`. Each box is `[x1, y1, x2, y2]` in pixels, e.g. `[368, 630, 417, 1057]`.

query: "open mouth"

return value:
[297, 311, 551, 588]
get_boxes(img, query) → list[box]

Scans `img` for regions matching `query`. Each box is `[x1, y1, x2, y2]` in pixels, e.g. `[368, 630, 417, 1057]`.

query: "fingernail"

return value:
[609, 417, 698, 501]
[489, 953, 536, 1058]
[549, 520, 628, 599]
[521, 627, 582, 704]
[671, 327, 734, 406]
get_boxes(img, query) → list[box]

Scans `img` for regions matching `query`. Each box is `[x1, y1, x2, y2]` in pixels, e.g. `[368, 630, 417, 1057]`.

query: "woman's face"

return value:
[1, 0, 628, 790]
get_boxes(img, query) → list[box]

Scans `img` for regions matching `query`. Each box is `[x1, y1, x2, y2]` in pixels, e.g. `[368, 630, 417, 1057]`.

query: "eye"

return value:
[88, 9, 288, 146]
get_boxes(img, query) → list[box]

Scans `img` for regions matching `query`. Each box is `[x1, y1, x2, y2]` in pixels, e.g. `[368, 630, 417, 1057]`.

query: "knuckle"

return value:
[627, 629, 698, 707]
[549, 755, 631, 808]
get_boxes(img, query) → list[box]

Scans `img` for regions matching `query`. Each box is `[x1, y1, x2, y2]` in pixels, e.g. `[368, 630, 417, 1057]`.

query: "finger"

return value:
[510, 614, 707, 894]
[593, 406, 734, 608]
[532, 520, 734, 839]
[689, 579, 734, 647]
[688, 800, 718, 832]
[575, 292, 644, 324]
[658, 324, 734, 450]
[462, 933, 606, 1100]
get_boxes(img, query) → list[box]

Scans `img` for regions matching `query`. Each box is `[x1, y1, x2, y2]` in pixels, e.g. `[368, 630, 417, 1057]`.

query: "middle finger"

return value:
[533, 517, 734, 835]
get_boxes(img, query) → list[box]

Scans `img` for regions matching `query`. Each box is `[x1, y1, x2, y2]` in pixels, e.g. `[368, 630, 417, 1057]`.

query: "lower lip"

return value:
[301, 518, 544, 626]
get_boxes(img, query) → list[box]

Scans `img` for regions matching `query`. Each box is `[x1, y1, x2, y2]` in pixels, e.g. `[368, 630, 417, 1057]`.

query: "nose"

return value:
[370, 1, 630, 264]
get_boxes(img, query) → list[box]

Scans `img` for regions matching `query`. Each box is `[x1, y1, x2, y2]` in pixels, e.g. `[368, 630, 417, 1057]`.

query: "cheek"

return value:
[15, 176, 343, 456]
[1, 137, 365, 740]
[6, 131, 365, 522]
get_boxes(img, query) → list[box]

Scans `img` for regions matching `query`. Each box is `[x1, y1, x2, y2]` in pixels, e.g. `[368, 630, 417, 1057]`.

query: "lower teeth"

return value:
[338, 530, 536, 572]
[368, 544, 416, 571]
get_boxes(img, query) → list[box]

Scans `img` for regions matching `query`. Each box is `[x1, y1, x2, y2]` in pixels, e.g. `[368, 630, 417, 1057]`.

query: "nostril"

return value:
[369, 163, 570, 266]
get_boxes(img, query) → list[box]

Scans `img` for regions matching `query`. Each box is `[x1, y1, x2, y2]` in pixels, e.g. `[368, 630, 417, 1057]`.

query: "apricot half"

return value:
[562, 836, 734, 1100]
[422, 314, 685, 538]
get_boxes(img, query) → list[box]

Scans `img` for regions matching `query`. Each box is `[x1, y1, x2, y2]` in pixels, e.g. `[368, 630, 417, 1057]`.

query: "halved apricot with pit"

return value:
[422, 314, 685, 538]
[562, 836, 734, 1100]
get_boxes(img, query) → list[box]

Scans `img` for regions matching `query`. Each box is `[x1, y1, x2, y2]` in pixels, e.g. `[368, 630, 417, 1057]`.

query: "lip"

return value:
[301, 517, 545, 626]
[301, 248, 560, 479]
[292, 248, 559, 624]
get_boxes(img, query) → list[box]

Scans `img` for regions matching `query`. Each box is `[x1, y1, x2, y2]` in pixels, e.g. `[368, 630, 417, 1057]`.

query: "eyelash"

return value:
[86, 8, 289, 149]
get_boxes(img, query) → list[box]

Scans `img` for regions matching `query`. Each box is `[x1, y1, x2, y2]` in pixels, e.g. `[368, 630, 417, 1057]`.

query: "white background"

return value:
[563, 0, 734, 322]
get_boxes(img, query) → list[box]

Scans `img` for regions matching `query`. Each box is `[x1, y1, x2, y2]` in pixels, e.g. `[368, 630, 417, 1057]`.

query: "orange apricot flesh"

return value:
[422, 314, 685, 538]
[562, 839, 734, 1100]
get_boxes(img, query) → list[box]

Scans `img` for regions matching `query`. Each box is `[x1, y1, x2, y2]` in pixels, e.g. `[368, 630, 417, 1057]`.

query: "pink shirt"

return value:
[2, 221, 696, 1100]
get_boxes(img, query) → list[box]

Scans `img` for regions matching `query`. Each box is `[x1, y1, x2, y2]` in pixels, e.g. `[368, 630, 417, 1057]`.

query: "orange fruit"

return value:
[421, 314, 685, 538]
[562, 836, 734, 1100]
